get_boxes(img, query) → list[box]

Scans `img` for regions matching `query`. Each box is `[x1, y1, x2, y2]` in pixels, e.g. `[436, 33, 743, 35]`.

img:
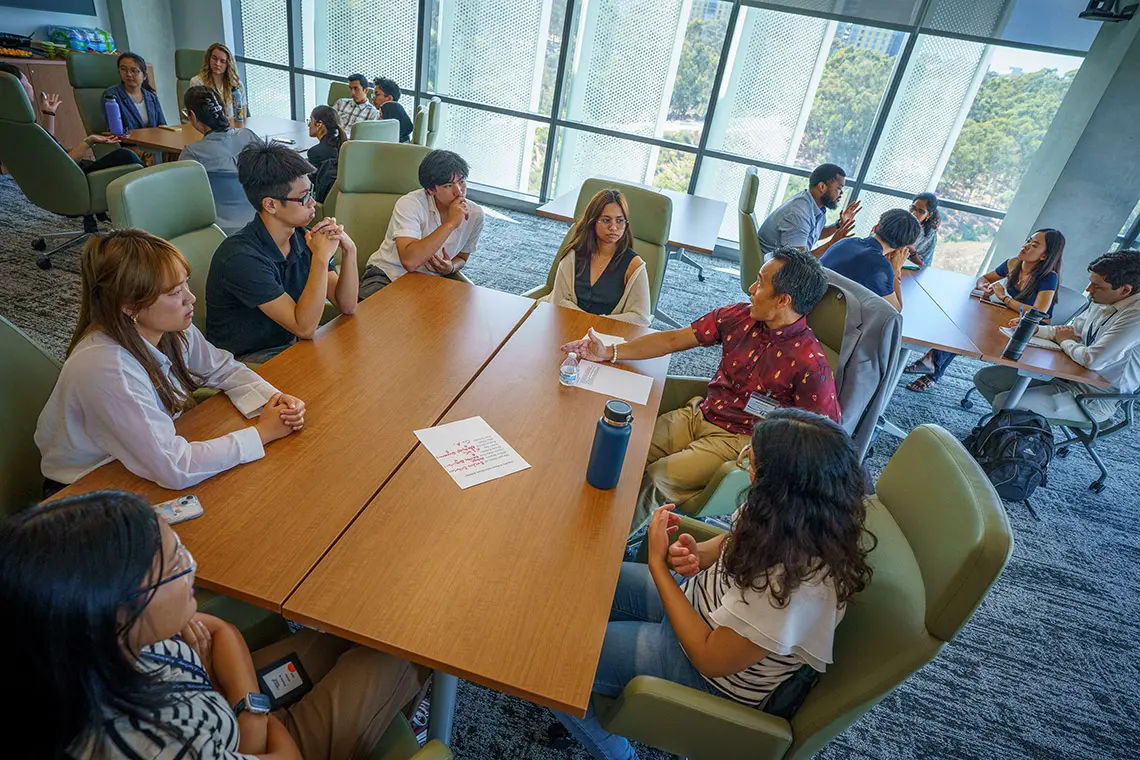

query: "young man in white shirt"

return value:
[975, 248, 1140, 422]
[360, 149, 485, 298]
[332, 73, 379, 130]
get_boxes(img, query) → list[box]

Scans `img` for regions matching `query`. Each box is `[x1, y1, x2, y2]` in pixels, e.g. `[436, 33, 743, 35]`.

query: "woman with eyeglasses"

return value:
[0, 490, 428, 760]
[905, 192, 941, 270]
[35, 229, 306, 495]
[550, 409, 874, 760]
[104, 52, 167, 131]
[190, 42, 246, 121]
[550, 189, 652, 327]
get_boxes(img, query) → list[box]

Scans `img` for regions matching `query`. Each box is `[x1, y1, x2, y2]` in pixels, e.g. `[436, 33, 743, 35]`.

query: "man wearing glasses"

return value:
[206, 141, 359, 362]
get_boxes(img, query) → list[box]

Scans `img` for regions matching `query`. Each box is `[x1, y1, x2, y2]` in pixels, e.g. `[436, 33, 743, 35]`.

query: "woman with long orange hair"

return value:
[190, 42, 246, 120]
[550, 189, 652, 327]
[35, 229, 305, 493]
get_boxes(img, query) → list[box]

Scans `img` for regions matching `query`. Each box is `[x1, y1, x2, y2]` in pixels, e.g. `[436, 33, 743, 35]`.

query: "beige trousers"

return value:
[632, 397, 750, 531]
[251, 630, 430, 760]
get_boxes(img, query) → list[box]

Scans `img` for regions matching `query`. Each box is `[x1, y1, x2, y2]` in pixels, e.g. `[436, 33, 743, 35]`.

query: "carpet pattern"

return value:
[2, 176, 1138, 759]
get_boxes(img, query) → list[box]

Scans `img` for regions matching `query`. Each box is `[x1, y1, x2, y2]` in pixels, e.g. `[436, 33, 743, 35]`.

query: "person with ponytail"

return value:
[180, 86, 261, 232]
[306, 104, 345, 203]
[103, 51, 167, 130]
[35, 229, 306, 493]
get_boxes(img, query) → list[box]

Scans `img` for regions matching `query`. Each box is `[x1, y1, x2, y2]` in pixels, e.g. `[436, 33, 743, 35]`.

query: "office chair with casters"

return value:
[175, 49, 206, 113]
[597, 425, 1012, 760]
[0, 72, 142, 268]
[738, 166, 764, 295]
[65, 51, 121, 156]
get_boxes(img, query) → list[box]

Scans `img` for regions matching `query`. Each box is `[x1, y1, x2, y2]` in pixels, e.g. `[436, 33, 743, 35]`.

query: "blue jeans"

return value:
[552, 562, 719, 760]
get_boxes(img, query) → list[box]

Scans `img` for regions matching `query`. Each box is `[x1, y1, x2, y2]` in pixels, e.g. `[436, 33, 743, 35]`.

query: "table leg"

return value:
[997, 372, 1034, 411]
[428, 670, 458, 745]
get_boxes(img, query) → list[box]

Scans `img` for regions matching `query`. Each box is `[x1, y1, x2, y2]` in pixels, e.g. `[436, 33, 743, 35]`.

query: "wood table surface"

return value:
[913, 267, 1109, 387]
[51, 275, 535, 609]
[899, 270, 982, 358]
[121, 116, 318, 159]
[284, 302, 670, 716]
[537, 176, 727, 255]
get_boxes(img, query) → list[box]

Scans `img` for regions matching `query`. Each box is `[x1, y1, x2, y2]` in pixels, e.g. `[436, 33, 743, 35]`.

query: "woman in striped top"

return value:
[1, 490, 427, 760]
[553, 409, 875, 760]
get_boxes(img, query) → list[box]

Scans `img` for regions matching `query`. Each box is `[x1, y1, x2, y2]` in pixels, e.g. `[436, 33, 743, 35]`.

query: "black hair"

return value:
[0, 490, 175, 757]
[876, 208, 922, 249]
[183, 85, 229, 133]
[809, 163, 846, 188]
[912, 191, 941, 235]
[347, 73, 368, 89]
[770, 246, 830, 316]
[118, 52, 155, 92]
[373, 77, 401, 101]
[1009, 228, 1065, 304]
[237, 140, 317, 211]
[1089, 248, 1140, 293]
[418, 149, 469, 191]
[310, 104, 345, 149]
[0, 61, 23, 80]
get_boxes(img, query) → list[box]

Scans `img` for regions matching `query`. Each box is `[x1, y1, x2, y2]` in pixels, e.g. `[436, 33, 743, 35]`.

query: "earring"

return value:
[131, 314, 138, 325]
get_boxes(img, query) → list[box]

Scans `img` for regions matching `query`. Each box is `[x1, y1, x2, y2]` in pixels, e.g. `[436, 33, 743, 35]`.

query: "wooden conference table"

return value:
[52, 275, 670, 733]
[900, 267, 1108, 409]
[120, 115, 317, 162]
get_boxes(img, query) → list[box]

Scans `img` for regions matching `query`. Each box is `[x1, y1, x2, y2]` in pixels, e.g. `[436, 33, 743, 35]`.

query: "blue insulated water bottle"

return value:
[586, 400, 634, 490]
[104, 96, 124, 135]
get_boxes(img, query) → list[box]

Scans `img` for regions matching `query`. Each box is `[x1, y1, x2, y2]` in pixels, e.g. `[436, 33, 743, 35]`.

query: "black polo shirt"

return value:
[381, 101, 414, 143]
[205, 215, 334, 358]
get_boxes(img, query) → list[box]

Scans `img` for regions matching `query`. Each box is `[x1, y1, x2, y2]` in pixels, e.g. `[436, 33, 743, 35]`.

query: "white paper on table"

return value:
[998, 326, 1061, 351]
[413, 416, 531, 490]
[574, 360, 653, 406]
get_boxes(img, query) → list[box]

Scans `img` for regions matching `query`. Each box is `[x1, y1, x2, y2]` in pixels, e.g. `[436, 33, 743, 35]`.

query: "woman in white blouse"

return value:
[549, 189, 652, 327]
[189, 42, 246, 121]
[551, 408, 874, 760]
[36, 229, 305, 493]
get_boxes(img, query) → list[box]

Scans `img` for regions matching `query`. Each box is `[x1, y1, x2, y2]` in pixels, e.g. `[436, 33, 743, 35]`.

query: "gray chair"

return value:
[738, 166, 764, 295]
[1053, 389, 1140, 493]
[0, 72, 142, 268]
[207, 171, 255, 236]
[351, 119, 400, 142]
[412, 105, 428, 146]
[1051, 285, 1090, 326]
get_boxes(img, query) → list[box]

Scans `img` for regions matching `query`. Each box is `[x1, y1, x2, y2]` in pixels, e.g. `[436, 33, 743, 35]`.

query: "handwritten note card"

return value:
[575, 361, 653, 406]
[414, 416, 531, 490]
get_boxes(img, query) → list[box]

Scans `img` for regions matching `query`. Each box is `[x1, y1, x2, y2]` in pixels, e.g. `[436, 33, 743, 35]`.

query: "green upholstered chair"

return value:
[0, 72, 142, 268]
[334, 140, 432, 281]
[107, 161, 225, 333]
[0, 317, 62, 519]
[602, 424, 1013, 760]
[351, 118, 401, 142]
[175, 49, 206, 118]
[521, 178, 672, 314]
[738, 166, 764, 295]
[66, 51, 120, 142]
[412, 105, 427, 146]
[327, 81, 353, 106]
[426, 96, 442, 148]
[369, 715, 452, 760]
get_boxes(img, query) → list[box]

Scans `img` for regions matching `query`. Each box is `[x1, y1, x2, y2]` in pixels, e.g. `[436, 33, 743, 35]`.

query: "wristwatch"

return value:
[233, 692, 272, 716]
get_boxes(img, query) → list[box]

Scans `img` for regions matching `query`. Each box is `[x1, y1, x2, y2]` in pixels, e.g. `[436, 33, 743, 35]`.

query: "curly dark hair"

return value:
[722, 408, 875, 607]
[1089, 248, 1140, 293]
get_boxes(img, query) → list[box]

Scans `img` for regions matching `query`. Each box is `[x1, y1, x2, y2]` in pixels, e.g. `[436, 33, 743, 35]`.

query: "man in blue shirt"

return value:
[206, 141, 360, 362]
[819, 208, 921, 312]
[756, 163, 861, 258]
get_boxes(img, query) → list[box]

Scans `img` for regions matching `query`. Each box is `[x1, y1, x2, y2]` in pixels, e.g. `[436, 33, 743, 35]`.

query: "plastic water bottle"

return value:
[559, 352, 580, 386]
[586, 400, 634, 490]
[104, 96, 124, 135]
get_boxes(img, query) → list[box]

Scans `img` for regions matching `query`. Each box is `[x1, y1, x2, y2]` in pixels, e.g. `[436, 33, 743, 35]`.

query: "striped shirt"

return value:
[681, 555, 843, 708]
[77, 638, 256, 760]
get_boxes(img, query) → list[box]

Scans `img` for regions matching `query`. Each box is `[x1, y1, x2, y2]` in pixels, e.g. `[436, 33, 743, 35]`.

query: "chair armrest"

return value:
[446, 270, 473, 284]
[522, 284, 550, 300]
[680, 460, 749, 518]
[596, 676, 792, 760]
[410, 741, 453, 760]
[660, 375, 709, 415]
[88, 164, 144, 215]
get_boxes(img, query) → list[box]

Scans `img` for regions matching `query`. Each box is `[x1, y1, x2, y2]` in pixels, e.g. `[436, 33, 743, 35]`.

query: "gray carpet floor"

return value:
[2, 176, 1138, 759]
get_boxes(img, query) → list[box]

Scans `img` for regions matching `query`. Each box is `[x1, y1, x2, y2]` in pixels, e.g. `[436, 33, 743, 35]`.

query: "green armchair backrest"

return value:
[0, 317, 62, 518]
[739, 166, 763, 296]
[335, 141, 432, 280]
[426, 97, 442, 148]
[351, 119, 401, 142]
[107, 161, 225, 332]
[531, 178, 672, 311]
[176, 49, 206, 114]
[804, 283, 845, 375]
[0, 73, 94, 217]
[67, 51, 120, 137]
[327, 81, 352, 107]
[412, 105, 427, 146]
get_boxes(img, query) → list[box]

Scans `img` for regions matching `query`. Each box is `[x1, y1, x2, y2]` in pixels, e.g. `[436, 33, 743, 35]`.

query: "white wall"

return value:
[0, 0, 109, 38]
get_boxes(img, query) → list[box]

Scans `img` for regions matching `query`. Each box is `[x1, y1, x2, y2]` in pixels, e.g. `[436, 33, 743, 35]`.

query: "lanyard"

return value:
[141, 650, 215, 692]
[1086, 308, 1115, 345]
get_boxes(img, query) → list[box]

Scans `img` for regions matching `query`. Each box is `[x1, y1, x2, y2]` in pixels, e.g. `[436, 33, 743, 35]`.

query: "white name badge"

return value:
[743, 393, 780, 419]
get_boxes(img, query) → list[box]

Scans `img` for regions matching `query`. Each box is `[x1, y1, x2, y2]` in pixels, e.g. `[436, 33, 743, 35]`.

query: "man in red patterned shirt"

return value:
[562, 247, 841, 530]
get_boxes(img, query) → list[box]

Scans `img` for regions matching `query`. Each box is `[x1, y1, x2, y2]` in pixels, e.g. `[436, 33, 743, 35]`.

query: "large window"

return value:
[231, 0, 1094, 275]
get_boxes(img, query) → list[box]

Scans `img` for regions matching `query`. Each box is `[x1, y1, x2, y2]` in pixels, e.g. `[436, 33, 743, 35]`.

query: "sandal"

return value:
[907, 375, 936, 392]
[904, 357, 936, 375]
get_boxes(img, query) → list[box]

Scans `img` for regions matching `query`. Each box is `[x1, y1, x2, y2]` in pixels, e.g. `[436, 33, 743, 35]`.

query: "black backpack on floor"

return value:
[964, 409, 1055, 503]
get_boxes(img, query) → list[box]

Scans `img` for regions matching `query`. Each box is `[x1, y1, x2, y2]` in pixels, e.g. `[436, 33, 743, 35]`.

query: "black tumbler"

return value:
[1002, 307, 1048, 361]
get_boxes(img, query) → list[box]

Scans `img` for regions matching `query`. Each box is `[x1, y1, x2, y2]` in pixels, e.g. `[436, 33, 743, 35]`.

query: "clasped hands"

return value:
[646, 504, 701, 577]
[304, 217, 356, 263]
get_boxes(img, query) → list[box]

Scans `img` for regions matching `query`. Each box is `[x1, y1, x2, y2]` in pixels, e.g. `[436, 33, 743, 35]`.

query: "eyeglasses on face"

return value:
[274, 189, 315, 205]
[119, 67, 143, 76]
[599, 216, 628, 227]
[125, 534, 196, 601]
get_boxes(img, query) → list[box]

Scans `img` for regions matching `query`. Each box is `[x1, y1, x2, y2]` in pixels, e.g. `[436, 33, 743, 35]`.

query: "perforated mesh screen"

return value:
[706, 8, 832, 163]
[759, 0, 921, 26]
[438, 103, 546, 194]
[431, 0, 554, 113]
[239, 0, 289, 65]
[243, 64, 293, 120]
[925, 0, 1007, 38]
[562, 0, 687, 137]
[850, 189, 910, 239]
[317, 0, 418, 85]
[552, 129, 656, 197]
[695, 159, 791, 242]
[864, 35, 987, 195]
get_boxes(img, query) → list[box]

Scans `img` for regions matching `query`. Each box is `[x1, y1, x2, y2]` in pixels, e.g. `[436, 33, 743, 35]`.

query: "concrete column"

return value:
[989, 13, 1140, 287]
